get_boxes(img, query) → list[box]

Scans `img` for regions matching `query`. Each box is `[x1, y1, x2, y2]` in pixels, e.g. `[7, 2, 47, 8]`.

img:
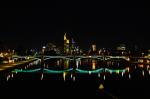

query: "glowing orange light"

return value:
[138, 64, 144, 68]
[138, 59, 144, 63]
[92, 62, 96, 70]
[147, 60, 150, 63]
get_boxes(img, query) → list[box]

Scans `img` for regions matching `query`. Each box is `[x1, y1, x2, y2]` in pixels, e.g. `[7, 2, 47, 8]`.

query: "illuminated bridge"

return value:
[12, 55, 130, 61]
[12, 55, 34, 61]
[11, 55, 131, 66]
[38, 55, 130, 61]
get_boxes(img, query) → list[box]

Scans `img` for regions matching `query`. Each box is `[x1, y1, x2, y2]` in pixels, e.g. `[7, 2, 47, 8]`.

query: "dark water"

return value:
[0, 59, 150, 98]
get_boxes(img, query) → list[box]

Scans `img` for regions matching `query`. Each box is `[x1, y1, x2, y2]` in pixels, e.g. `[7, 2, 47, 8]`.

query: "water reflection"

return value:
[63, 72, 66, 81]
[8, 57, 150, 83]
[78, 59, 104, 70]
[70, 73, 73, 78]
[92, 60, 96, 70]
[72, 76, 76, 81]
[43, 58, 130, 72]
[41, 73, 44, 80]
[64, 59, 69, 69]
[44, 58, 71, 70]
[98, 73, 100, 78]
[76, 60, 79, 69]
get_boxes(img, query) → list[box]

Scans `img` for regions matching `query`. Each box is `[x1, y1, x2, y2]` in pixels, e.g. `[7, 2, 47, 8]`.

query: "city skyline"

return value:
[0, 1, 150, 98]
[1, 2, 150, 49]
[0, 31, 149, 51]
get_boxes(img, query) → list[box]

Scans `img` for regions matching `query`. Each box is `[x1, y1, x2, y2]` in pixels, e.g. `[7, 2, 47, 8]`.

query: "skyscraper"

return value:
[92, 44, 96, 52]
[64, 33, 70, 55]
[70, 38, 76, 55]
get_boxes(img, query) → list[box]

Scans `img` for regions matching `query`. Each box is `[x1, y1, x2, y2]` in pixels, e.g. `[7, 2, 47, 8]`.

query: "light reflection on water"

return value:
[7, 58, 150, 82]
[92, 60, 96, 70]
[1, 58, 149, 99]
[19, 58, 130, 72]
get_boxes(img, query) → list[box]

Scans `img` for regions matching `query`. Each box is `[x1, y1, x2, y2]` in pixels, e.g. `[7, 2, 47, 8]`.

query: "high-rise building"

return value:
[64, 33, 70, 54]
[64, 32, 78, 55]
[45, 43, 56, 51]
[116, 44, 126, 51]
[92, 44, 96, 52]
[70, 38, 76, 55]
[88, 44, 97, 55]
[116, 44, 129, 56]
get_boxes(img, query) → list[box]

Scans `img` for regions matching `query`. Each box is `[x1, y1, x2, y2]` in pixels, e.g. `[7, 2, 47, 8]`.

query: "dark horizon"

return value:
[1, 2, 150, 50]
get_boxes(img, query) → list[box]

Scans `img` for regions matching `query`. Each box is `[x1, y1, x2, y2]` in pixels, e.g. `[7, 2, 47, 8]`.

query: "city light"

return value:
[76, 60, 79, 69]
[89, 71, 91, 75]
[103, 75, 106, 80]
[11, 73, 14, 78]
[42, 46, 46, 49]
[121, 72, 124, 77]
[41, 73, 43, 80]
[99, 84, 104, 90]
[138, 64, 144, 68]
[1, 32, 150, 98]
[128, 74, 131, 79]
[126, 67, 130, 72]
[71, 74, 73, 78]
[105, 68, 127, 73]
[63, 72, 66, 81]
[98, 73, 100, 78]
[142, 70, 145, 76]
[73, 76, 76, 82]
[92, 62, 96, 70]
[67, 40, 69, 44]
[116, 70, 120, 74]
[6, 75, 10, 81]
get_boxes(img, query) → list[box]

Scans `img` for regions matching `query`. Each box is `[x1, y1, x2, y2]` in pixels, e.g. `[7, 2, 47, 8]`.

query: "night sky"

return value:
[0, 1, 150, 49]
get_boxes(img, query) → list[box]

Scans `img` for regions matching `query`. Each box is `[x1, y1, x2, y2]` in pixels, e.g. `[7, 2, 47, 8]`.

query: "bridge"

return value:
[41, 55, 130, 61]
[12, 55, 130, 61]
[12, 55, 34, 59]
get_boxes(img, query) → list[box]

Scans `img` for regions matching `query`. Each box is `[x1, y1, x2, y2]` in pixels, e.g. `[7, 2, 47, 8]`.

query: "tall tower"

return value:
[64, 33, 70, 55]
[71, 38, 76, 55]
[92, 44, 96, 52]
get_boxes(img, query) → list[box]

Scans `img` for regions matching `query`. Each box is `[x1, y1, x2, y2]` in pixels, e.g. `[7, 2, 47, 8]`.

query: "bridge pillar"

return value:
[73, 55, 76, 70]
[41, 46, 45, 72]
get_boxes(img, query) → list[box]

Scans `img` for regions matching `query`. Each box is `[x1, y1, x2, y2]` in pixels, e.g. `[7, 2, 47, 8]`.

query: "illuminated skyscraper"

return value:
[70, 38, 76, 55]
[64, 33, 70, 54]
[92, 44, 96, 52]
[89, 44, 97, 55]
